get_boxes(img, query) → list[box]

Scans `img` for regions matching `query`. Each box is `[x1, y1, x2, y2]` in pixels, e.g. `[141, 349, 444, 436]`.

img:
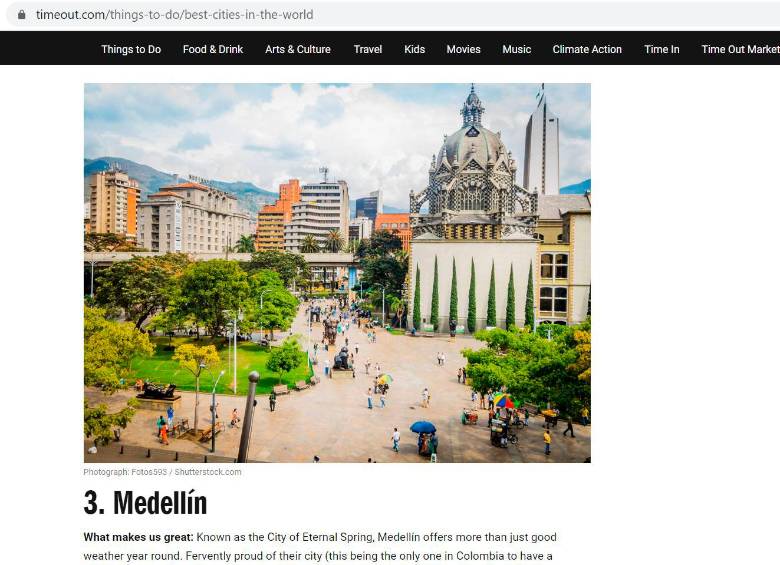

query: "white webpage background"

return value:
[1, 63, 779, 565]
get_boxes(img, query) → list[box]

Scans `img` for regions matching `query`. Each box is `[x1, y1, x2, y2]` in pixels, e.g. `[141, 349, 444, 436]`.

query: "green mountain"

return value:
[83, 157, 277, 213]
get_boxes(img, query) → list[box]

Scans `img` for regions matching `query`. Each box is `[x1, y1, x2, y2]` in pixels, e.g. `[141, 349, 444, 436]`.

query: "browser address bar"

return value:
[7, 2, 780, 29]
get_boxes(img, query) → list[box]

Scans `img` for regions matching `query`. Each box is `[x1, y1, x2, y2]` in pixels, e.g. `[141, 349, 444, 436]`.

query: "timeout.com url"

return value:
[31, 8, 315, 23]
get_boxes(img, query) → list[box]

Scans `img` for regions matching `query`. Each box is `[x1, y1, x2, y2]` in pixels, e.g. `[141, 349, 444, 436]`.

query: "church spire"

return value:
[460, 83, 485, 126]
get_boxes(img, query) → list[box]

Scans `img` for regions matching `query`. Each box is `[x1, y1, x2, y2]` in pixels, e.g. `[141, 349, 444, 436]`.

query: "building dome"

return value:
[438, 124, 506, 170]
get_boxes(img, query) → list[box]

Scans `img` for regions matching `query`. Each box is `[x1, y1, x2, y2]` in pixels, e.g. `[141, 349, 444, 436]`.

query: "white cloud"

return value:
[85, 83, 590, 210]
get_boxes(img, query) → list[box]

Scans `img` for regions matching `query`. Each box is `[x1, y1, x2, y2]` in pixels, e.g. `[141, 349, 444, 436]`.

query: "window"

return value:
[541, 253, 553, 278]
[540, 287, 567, 315]
[555, 254, 568, 278]
[541, 253, 568, 279]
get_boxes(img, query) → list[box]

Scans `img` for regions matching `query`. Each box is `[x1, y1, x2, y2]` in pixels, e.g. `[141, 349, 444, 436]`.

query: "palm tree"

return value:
[324, 229, 344, 253]
[300, 235, 320, 253]
[234, 234, 256, 253]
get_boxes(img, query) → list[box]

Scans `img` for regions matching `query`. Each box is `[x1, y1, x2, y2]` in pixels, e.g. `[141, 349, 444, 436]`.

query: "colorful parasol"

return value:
[377, 374, 393, 384]
[493, 393, 515, 408]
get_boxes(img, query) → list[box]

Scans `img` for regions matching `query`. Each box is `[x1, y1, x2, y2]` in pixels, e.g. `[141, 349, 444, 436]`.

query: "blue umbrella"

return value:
[410, 421, 436, 434]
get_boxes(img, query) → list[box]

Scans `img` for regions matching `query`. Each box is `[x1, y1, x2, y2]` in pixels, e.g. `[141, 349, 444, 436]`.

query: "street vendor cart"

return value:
[541, 409, 559, 427]
[461, 408, 478, 425]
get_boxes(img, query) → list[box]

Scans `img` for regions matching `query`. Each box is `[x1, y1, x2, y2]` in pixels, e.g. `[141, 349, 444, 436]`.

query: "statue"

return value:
[323, 318, 337, 345]
[139, 382, 177, 399]
[333, 346, 351, 370]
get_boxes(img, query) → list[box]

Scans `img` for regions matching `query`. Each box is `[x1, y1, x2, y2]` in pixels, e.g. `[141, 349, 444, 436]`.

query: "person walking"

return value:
[429, 432, 439, 463]
[524, 408, 530, 427]
[544, 430, 552, 456]
[392, 428, 400, 452]
[581, 406, 590, 426]
[365, 360, 371, 376]
[166, 405, 174, 430]
[488, 391, 495, 410]
[156, 415, 165, 437]
[471, 390, 478, 409]
[479, 392, 486, 409]
[563, 417, 575, 438]
[367, 388, 373, 410]
[160, 422, 169, 445]
[269, 391, 277, 412]
[422, 388, 429, 408]
[441, 352, 446, 365]
[324, 359, 330, 378]
[380, 391, 386, 408]
[355, 344, 359, 355]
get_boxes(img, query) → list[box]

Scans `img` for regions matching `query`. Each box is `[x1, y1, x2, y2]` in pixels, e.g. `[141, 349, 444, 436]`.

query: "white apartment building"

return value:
[348, 216, 374, 243]
[137, 180, 254, 253]
[284, 180, 350, 252]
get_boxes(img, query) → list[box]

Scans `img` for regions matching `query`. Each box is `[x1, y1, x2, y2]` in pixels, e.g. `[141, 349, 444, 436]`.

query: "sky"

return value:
[84, 83, 590, 209]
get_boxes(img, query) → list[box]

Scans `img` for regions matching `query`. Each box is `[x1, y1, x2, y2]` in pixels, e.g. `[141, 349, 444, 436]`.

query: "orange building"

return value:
[374, 213, 412, 251]
[256, 179, 302, 251]
[88, 167, 141, 241]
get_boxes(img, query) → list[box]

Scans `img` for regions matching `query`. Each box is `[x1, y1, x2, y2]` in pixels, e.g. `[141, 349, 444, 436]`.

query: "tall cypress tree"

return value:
[506, 264, 516, 329]
[449, 258, 458, 328]
[486, 261, 496, 327]
[430, 256, 439, 331]
[467, 258, 477, 333]
[413, 264, 421, 330]
[525, 263, 535, 328]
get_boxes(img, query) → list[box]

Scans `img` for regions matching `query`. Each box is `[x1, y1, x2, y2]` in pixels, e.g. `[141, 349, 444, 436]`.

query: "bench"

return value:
[199, 421, 225, 442]
[295, 380, 310, 391]
[273, 384, 290, 395]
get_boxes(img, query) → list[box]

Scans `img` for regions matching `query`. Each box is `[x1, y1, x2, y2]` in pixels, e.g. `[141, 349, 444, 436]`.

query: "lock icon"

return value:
[18, 9, 26, 20]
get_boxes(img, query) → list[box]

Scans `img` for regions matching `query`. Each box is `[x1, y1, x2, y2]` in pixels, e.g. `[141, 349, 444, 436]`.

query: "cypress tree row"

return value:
[413, 263, 421, 330]
[505, 263, 516, 329]
[430, 256, 439, 331]
[525, 263, 535, 328]
[449, 258, 458, 328]
[467, 258, 477, 333]
[486, 261, 496, 327]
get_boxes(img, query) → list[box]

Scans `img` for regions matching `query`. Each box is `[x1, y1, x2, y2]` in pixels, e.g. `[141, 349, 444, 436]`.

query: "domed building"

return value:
[410, 84, 538, 241]
[408, 85, 542, 332]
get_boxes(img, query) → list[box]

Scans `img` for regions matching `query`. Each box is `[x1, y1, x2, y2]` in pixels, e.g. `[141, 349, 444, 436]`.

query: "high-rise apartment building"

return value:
[349, 216, 374, 244]
[137, 178, 254, 253]
[88, 167, 141, 240]
[523, 85, 560, 195]
[355, 189, 383, 221]
[284, 179, 349, 252]
[255, 179, 301, 251]
[375, 212, 411, 251]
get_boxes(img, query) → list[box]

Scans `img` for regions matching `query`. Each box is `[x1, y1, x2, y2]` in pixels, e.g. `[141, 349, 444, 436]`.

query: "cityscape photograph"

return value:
[83, 83, 592, 463]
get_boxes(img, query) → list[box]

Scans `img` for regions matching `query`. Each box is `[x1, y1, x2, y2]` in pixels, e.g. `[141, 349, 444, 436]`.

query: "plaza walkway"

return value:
[86, 304, 590, 463]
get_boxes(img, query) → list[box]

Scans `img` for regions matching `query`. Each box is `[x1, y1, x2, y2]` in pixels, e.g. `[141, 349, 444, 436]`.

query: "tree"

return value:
[506, 264, 516, 329]
[324, 229, 344, 253]
[467, 259, 477, 333]
[412, 264, 422, 330]
[172, 344, 220, 432]
[358, 231, 408, 318]
[299, 235, 321, 254]
[356, 230, 402, 259]
[84, 307, 154, 393]
[267, 337, 305, 385]
[84, 306, 153, 444]
[248, 270, 298, 339]
[486, 261, 496, 327]
[525, 263, 535, 328]
[449, 258, 458, 329]
[95, 253, 190, 330]
[235, 234, 256, 253]
[461, 322, 591, 418]
[246, 250, 310, 288]
[174, 260, 250, 338]
[430, 256, 440, 331]
[84, 233, 141, 252]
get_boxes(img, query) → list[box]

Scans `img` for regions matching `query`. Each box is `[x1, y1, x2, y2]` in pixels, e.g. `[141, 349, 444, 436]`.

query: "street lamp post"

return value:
[210, 370, 225, 453]
[237, 371, 260, 463]
[258, 289, 272, 343]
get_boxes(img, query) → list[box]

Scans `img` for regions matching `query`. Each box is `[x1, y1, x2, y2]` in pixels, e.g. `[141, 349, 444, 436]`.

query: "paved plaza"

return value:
[86, 304, 590, 463]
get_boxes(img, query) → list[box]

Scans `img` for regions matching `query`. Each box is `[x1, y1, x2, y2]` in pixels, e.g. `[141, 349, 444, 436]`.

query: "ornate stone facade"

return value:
[410, 85, 538, 241]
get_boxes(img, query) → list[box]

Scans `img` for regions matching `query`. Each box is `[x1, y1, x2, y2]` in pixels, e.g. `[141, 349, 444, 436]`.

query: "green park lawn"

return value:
[131, 337, 311, 395]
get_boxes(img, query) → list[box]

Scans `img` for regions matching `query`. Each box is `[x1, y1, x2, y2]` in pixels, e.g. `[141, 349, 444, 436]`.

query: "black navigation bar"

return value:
[1, 31, 779, 64]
